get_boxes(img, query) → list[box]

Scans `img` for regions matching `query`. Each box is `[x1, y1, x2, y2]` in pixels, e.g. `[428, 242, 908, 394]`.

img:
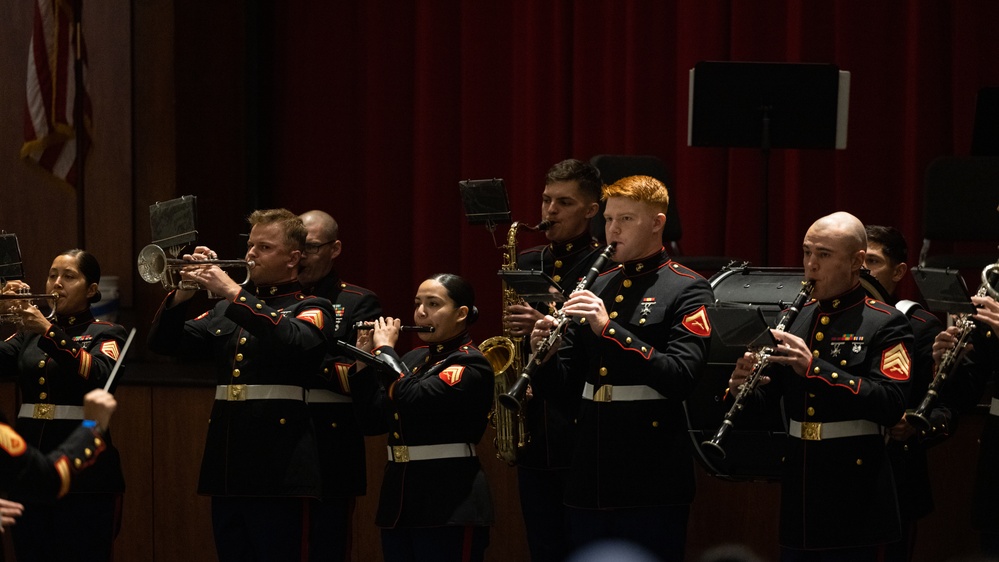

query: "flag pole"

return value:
[73, 0, 86, 248]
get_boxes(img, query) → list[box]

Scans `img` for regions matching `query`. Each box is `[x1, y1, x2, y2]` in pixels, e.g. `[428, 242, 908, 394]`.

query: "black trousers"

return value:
[306, 497, 354, 562]
[380, 525, 489, 562]
[567, 504, 689, 562]
[12, 492, 120, 562]
[518, 466, 571, 562]
[211, 496, 307, 562]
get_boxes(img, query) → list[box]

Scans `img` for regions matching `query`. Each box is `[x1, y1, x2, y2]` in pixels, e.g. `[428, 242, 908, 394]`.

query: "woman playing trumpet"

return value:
[351, 273, 494, 562]
[0, 249, 126, 561]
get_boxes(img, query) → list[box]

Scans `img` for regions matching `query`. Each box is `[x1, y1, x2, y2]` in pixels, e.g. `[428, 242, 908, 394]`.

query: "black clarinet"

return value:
[498, 243, 616, 411]
[701, 279, 815, 460]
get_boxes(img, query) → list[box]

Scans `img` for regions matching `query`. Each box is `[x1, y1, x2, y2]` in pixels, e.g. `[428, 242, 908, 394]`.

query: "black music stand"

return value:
[0, 233, 24, 281]
[149, 195, 199, 252]
[460, 178, 512, 228]
[911, 267, 978, 315]
[688, 61, 850, 265]
[706, 303, 776, 350]
[972, 87, 999, 156]
[498, 270, 565, 304]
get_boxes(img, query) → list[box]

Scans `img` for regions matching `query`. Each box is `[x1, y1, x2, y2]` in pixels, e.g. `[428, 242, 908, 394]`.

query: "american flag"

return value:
[20, 0, 91, 187]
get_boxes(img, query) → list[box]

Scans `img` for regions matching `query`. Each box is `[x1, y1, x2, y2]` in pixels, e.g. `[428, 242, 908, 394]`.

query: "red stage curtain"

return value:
[269, 0, 999, 326]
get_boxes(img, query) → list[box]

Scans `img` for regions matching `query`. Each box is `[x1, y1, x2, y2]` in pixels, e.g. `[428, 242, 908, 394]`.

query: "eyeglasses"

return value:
[304, 240, 335, 255]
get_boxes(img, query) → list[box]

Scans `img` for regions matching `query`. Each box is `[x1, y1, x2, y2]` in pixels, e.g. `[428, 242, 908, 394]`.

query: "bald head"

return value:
[301, 210, 339, 242]
[802, 211, 867, 300]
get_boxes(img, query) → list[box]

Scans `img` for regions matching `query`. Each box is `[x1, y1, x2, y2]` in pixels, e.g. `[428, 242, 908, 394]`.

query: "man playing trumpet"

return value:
[148, 208, 336, 562]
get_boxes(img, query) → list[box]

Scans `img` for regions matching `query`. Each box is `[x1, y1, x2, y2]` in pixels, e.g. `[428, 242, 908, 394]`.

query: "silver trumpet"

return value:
[0, 289, 58, 325]
[137, 244, 254, 297]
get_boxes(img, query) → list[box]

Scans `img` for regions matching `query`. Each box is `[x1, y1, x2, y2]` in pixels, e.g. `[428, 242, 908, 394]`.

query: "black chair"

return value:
[589, 154, 742, 276]
[919, 156, 999, 269]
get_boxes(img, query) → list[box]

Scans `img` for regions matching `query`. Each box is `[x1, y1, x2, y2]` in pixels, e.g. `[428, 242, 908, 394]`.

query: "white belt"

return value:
[18, 404, 85, 420]
[989, 397, 999, 416]
[387, 443, 476, 463]
[306, 389, 351, 404]
[214, 385, 304, 401]
[789, 419, 882, 441]
[582, 382, 666, 402]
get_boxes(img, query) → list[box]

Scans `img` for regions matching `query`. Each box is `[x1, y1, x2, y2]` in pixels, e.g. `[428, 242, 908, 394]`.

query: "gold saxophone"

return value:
[480, 220, 549, 464]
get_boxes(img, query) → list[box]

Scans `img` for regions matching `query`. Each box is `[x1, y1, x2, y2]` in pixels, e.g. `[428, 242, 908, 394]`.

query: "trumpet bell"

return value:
[137, 244, 168, 284]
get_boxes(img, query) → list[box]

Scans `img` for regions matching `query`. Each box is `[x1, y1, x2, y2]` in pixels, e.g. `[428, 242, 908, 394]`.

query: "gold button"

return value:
[625, 337, 632, 344]
[831, 373, 838, 379]
[639, 318, 646, 325]
[840, 360, 847, 366]
[233, 369, 241, 378]
[255, 304, 263, 309]
[323, 368, 329, 374]
[553, 275, 562, 283]
[215, 330, 221, 335]
[849, 380, 855, 385]
[808, 393, 815, 398]
[599, 367, 608, 376]
[856, 458, 863, 466]
[48, 332, 55, 337]
[641, 347, 647, 352]
[60, 340, 66, 345]
[38, 377, 45, 385]
[374, 350, 382, 356]
[623, 279, 632, 288]
[38, 360, 46, 368]
[815, 332, 824, 341]
[651, 421, 659, 428]
[239, 337, 247, 345]
[614, 295, 624, 303]
[393, 432, 400, 439]
[235, 353, 244, 361]
[820, 316, 830, 325]
[608, 329, 616, 335]
[84, 448, 92, 458]
[239, 296, 247, 302]
[554, 260, 563, 268]
[812, 350, 820, 358]
[279, 418, 286, 425]
[271, 312, 277, 317]
[393, 413, 399, 420]
[806, 407, 815, 416]
[39, 392, 47, 400]
[331, 422, 338, 428]
[94, 438, 102, 447]
[74, 458, 82, 468]
[609, 311, 618, 319]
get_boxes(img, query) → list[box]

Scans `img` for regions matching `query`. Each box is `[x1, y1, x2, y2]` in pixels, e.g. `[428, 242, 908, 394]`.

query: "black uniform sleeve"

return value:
[36, 322, 127, 389]
[0, 422, 107, 502]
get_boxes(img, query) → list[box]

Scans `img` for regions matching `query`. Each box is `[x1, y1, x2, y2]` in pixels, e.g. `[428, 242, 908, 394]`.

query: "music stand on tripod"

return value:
[687, 61, 851, 265]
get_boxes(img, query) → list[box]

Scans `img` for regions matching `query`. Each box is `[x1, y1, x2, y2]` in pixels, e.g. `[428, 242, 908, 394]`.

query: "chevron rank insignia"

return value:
[100, 341, 120, 361]
[296, 309, 325, 329]
[438, 365, 465, 386]
[681, 305, 712, 337]
[880, 343, 911, 380]
[0, 424, 26, 457]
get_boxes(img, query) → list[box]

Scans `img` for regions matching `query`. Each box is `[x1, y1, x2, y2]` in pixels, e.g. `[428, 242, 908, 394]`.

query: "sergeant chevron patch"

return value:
[880, 343, 911, 380]
[0, 424, 26, 456]
[100, 341, 120, 361]
[681, 306, 712, 337]
[438, 365, 465, 386]
[296, 309, 325, 329]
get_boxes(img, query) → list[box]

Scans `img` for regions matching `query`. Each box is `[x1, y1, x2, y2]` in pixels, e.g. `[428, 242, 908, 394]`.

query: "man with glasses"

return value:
[299, 209, 382, 561]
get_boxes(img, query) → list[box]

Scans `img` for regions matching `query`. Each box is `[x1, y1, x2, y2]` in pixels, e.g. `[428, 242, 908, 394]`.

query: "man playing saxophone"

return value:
[504, 158, 603, 562]
[529, 175, 714, 560]
[727, 212, 913, 562]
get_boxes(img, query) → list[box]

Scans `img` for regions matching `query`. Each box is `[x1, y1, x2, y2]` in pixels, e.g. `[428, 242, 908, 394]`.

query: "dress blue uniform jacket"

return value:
[0, 309, 125, 495]
[350, 332, 495, 528]
[148, 281, 334, 497]
[748, 284, 912, 549]
[535, 248, 715, 509]
[306, 270, 381, 499]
